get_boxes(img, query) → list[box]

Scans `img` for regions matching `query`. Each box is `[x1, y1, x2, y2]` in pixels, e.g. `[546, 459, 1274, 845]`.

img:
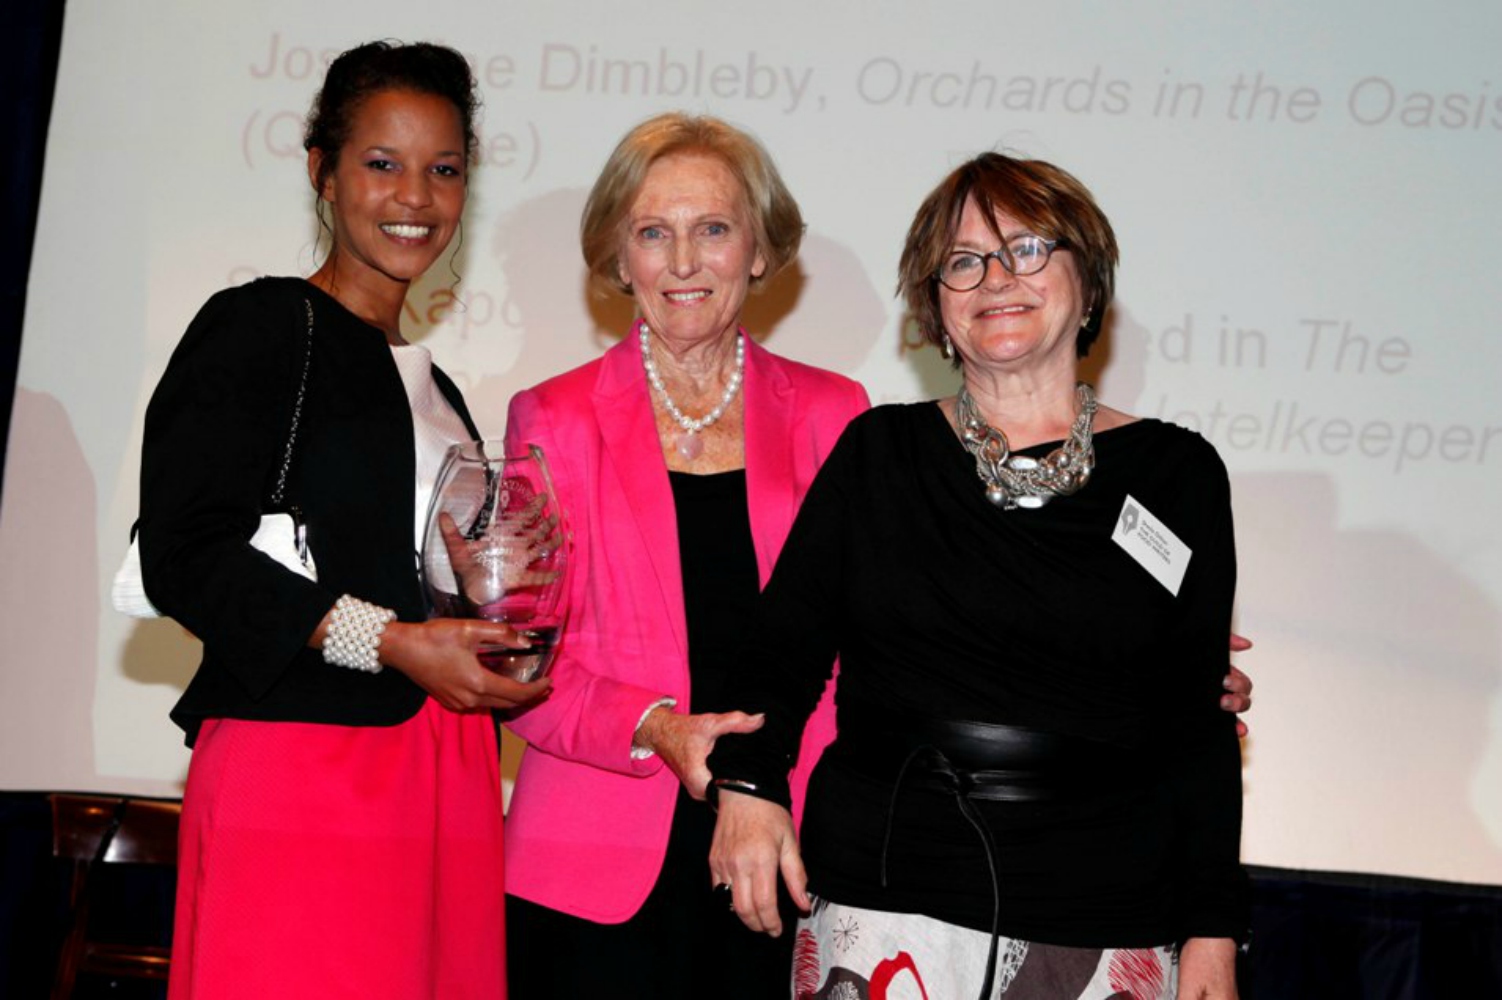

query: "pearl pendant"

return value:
[676, 432, 704, 460]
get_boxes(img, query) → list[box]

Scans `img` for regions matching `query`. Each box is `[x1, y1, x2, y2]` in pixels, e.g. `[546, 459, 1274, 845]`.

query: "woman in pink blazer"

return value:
[500, 113, 866, 996]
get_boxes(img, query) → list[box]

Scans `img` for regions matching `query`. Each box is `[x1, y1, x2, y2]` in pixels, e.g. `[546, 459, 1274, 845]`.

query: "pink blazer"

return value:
[501, 329, 869, 923]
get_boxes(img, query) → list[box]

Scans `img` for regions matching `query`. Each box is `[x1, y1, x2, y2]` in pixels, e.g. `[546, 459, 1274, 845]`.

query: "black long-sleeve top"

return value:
[709, 403, 1248, 947]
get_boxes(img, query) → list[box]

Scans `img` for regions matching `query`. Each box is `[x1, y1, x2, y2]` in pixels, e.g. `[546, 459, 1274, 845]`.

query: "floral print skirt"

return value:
[793, 897, 1176, 1000]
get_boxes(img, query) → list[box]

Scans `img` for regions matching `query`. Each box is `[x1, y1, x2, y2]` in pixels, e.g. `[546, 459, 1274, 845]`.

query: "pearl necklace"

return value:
[639, 323, 745, 461]
[955, 382, 1098, 510]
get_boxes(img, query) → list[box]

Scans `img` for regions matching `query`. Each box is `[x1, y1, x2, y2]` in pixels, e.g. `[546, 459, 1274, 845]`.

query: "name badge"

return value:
[1112, 494, 1191, 596]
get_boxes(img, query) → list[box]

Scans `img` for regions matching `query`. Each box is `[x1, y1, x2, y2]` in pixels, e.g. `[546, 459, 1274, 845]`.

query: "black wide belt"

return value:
[833, 702, 1133, 801]
[830, 701, 1139, 1000]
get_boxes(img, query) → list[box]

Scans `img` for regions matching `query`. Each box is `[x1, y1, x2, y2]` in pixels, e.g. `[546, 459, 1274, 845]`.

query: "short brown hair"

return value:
[897, 152, 1119, 358]
[580, 113, 804, 296]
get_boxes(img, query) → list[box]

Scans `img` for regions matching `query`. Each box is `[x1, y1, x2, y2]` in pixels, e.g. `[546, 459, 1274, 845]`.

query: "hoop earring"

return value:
[313, 196, 335, 264]
[446, 219, 466, 291]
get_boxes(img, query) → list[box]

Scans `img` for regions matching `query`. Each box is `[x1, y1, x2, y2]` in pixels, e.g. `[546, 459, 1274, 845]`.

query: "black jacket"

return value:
[138, 277, 480, 745]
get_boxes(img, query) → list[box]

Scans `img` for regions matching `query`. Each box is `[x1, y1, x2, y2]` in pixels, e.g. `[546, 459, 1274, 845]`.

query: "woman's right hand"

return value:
[634, 707, 766, 799]
[1177, 937, 1239, 998]
[709, 789, 810, 937]
[377, 618, 552, 712]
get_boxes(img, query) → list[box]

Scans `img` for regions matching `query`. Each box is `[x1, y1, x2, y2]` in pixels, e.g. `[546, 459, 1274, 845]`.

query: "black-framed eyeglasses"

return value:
[935, 234, 1063, 291]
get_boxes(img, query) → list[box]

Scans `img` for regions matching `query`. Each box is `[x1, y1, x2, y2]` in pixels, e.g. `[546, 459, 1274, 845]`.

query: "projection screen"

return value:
[3, 0, 1499, 887]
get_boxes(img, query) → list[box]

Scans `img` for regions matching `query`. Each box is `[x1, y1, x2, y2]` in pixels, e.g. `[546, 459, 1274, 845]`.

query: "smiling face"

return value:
[616, 152, 766, 349]
[311, 88, 467, 292]
[938, 197, 1087, 376]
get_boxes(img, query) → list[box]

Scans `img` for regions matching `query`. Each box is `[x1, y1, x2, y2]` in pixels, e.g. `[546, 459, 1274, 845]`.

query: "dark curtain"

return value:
[1244, 865, 1502, 998]
[1, 0, 67, 503]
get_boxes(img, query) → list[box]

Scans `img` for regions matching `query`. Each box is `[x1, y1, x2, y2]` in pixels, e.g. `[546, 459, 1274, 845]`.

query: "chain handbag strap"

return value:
[267, 297, 315, 509]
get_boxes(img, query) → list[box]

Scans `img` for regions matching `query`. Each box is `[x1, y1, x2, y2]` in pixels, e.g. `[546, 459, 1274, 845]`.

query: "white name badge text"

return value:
[1112, 494, 1192, 596]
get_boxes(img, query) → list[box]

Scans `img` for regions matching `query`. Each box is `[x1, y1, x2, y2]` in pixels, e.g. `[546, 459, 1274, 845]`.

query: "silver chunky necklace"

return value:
[955, 382, 1098, 510]
[639, 323, 744, 461]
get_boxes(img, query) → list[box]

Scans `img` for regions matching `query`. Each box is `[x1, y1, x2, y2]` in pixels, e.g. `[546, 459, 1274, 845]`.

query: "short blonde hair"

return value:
[898, 152, 1119, 358]
[580, 113, 804, 296]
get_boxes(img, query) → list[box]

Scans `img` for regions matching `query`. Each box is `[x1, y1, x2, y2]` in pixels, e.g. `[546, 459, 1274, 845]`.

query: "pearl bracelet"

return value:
[321, 595, 396, 673]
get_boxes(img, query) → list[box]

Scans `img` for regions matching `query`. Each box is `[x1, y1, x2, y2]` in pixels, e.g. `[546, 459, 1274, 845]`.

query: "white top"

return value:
[389, 344, 475, 552]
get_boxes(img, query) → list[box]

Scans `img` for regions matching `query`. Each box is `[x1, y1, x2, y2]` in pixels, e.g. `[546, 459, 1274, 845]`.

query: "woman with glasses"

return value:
[706, 152, 1248, 999]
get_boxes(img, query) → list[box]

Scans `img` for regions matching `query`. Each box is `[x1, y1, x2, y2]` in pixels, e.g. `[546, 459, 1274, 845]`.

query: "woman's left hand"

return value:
[633, 707, 765, 798]
[1222, 633, 1254, 738]
[378, 618, 552, 712]
[1177, 937, 1239, 999]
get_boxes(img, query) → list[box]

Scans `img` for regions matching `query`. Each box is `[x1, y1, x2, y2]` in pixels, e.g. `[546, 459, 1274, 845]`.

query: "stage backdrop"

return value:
[3, 0, 1499, 887]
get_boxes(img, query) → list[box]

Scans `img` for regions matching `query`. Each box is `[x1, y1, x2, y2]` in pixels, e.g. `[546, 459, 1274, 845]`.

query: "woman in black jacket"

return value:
[138, 41, 546, 1000]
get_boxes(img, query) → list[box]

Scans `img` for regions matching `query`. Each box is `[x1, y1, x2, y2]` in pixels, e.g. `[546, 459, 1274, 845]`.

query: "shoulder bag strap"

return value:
[267, 297, 315, 509]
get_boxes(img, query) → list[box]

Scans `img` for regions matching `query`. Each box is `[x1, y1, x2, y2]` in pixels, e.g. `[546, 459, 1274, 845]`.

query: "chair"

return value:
[48, 793, 181, 999]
